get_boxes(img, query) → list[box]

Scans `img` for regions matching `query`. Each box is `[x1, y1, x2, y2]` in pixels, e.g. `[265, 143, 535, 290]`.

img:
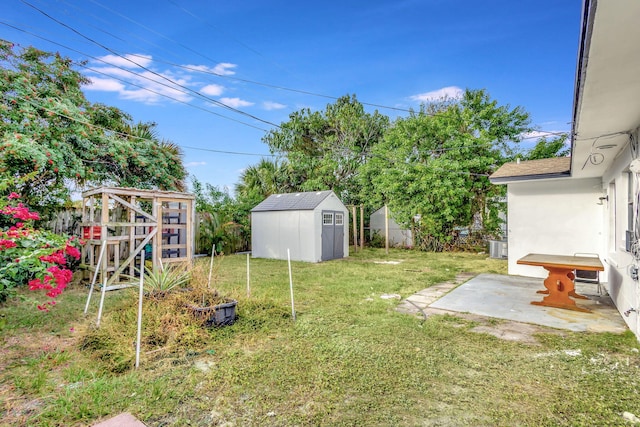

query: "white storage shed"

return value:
[370, 207, 413, 248]
[251, 190, 349, 262]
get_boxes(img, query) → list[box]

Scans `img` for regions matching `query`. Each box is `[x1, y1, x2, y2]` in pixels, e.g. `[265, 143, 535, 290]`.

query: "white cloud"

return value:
[182, 64, 212, 72]
[212, 63, 237, 76]
[520, 130, 568, 140]
[220, 97, 254, 108]
[185, 161, 207, 167]
[85, 54, 242, 105]
[409, 86, 464, 103]
[83, 77, 125, 92]
[182, 63, 237, 76]
[201, 84, 225, 96]
[83, 64, 193, 104]
[262, 101, 286, 110]
[95, 53, 153, 68]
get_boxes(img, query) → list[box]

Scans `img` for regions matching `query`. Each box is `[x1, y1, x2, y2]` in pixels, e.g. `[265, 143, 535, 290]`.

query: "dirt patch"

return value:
[1, 331, 76, 425]
[1, 332, 75, 372]
[423, 307, 564, 344]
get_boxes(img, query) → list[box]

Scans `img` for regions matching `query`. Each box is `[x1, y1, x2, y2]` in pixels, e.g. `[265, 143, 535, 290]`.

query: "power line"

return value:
[77, 63, 269, 132]
[0, 24, 269, 131]
[86, 0, 224, 66]
[127, 53, 417, 113]
[5, 90, 562, 168]
[20, 0, 281, 128]
[57, 0, 412, 113]
[56, 0, 190, 65]
[6, 5, 573, 133]
[166, 0, 302, 82]
[1, 24, 569, 146]
[3, 92, 276, 158]
[9, 2, 521, 117]
[180, 145, 276, 157]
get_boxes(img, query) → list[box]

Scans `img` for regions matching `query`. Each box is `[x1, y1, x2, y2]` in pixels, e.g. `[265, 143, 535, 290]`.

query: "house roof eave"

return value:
[489, 173, 572, 185]
[569, 0, 597, 176]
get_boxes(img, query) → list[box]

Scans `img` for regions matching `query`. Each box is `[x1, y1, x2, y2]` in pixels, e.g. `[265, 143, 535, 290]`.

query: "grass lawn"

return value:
[1, 248, 639, 426]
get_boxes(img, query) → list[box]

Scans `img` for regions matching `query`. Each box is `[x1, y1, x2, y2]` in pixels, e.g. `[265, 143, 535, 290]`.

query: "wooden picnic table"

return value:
[517, 253, 604, 313]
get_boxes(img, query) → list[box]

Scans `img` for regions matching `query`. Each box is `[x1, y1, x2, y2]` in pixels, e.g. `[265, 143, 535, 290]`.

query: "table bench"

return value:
[517, 253, 604, 312]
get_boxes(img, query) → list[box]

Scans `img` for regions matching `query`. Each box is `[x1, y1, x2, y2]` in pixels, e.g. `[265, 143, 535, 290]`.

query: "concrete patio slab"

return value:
[426, 273, 627, 333]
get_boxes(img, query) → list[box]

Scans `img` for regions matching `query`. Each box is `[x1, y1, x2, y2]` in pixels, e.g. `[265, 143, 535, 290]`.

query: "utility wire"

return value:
[5, 92, 492, 178]
[127, 52, 423, 113]
[8, 2, 537, 117]
[4, 92, 276, 157]
[166, 0, 301, 81]
[20, 0, 281, 128]
[1, 23, 269, 131]
[57, 0, 190, 65]
[6, 5, 575, 129]
[77, 63, 269, 132]
[2, 24, 569, 146]
[86, 0, 223, 66]
[5, 92, 567, 166]
[59, 0, 413, 113]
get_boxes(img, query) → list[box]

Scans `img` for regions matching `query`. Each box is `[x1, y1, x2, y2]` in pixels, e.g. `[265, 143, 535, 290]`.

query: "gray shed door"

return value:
[321, 211, 344, 261]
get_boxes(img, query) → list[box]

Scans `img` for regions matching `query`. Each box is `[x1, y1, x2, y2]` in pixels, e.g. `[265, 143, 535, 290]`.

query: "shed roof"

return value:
[251, 190, 336, 212]
[489, 157, 571, 184]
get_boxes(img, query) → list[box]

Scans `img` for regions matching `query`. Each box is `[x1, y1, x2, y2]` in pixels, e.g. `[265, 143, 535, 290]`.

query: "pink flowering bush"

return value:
[0, 193, 81, 310]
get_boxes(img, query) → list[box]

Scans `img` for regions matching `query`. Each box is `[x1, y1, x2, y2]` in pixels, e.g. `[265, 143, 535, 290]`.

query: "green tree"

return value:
[361, 89, 531, 251]
[234, 158, 291, 201]
[262, 94, 389, 204]
[522, 134, 570, 160]
[0, 41, 187, 214]
[192, 178, 247, 254]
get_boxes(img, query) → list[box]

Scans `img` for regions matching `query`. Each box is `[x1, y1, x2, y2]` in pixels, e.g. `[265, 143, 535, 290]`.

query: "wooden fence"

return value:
[44, 209, 82, 236]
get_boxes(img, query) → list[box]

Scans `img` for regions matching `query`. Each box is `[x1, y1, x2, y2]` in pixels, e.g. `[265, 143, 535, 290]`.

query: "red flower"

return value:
[1, 204, 40, 221]
[1, 195, 73, 311]
[39, 250, 67, 265]
[46, 265, 72, 287]
[0, 239, 16, 250]
[65, 244, 81, 260]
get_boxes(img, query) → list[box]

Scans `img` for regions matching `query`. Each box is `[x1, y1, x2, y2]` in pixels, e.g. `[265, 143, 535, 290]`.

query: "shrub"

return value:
[0, 192, 81, 309]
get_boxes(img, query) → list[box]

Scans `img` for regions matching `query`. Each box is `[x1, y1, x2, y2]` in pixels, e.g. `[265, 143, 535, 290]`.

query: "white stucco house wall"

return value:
[490, 0, 640, 339]
[370, 207, 413, 248]
[251, 190, 349, 263]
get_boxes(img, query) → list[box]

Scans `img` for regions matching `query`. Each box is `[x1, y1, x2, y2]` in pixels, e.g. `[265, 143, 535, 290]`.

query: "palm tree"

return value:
[235, 158, 291, 199]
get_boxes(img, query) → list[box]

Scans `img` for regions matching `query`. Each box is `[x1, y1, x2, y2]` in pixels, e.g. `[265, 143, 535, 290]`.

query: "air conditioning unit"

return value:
[489, 240, 508, 259]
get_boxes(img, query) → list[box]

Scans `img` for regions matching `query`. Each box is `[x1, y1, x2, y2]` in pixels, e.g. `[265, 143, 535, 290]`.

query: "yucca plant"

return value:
[126, 263, 191, 298]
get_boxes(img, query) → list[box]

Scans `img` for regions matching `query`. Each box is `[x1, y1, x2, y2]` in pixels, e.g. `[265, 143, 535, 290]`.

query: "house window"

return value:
[323, 213, 334, 225]
[335, 213, 344, 226]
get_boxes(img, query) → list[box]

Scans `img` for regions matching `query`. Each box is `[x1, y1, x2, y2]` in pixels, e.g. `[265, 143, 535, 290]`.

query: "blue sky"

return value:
[2, 0, 581, 192]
